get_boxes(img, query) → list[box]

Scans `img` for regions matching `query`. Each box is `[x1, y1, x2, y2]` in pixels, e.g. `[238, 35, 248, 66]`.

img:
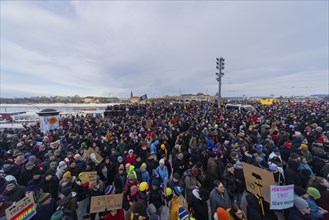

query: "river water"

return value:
[0, 103, 119, 114]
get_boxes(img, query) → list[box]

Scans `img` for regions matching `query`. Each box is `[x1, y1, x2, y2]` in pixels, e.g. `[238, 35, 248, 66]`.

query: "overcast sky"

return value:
[1, 1, 328, 98]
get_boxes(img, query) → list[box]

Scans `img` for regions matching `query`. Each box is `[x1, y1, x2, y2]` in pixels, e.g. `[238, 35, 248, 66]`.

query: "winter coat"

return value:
[0, 202, 12, 218]
[113, 173, 126, 194]
[170, 195, 187, 220]
[306, 197, 323, 219]
[73, 181, 88, 202]
[1, 185, 25, 202]
[172, 158, 186, 177]
[150, 140, 159, 156]
[145, 158, 157, 176]
[190, 189, 208, 220]
[136, 169, 150, 183]
[126, 154, 136, 165]
[39, 176, 60, 199]
[245, 194, 263, 220]
[34, 198, 56, 220]
[58, 193, 78, 220]
[155, 166, 168, 183]
[209, 188, 231, 217]
[315, 185, 329, 220]
[207, 158, 219, 181]
[18, 166, 37, 186]
[103, 209, 125, 220]
[185, 172, 200, 204]
[287, 207, 311, 220]
[285, 160, 303, 187]
[149, 188, 163, 210]
[221, 170, 238, 198]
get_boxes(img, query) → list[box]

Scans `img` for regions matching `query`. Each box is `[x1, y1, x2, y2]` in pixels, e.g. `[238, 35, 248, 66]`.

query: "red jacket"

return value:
[103, 209, 124, 220]
[126, 154, 136, 165]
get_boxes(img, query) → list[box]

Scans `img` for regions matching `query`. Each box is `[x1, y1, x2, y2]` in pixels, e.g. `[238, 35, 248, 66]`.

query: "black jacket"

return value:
[39, 176, 59, 199]
[190, 189, 209, 220]
[287, 207, 311, 220]
[1, 185, 25, 202]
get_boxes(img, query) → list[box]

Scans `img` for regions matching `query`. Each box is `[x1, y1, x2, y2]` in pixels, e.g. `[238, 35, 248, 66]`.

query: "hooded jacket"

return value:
[1, 184, 25, 203]
[190, 188, 209, 220]
[285, 160, 303, 187]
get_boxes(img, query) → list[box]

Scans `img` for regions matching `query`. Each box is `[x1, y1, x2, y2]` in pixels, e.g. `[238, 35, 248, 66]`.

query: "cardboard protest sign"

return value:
[6, 193, 36, 220]
[79, 171, 97, 185]
[145, 119, 152, 129]
[90, 194, 123, 213]
[270, 185, 294, 210]
[242, 162, 275, 203]
[86, 148, 103, 165]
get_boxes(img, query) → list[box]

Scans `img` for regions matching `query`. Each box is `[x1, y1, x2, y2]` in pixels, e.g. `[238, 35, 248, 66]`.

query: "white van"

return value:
[225, 104, 256, 112]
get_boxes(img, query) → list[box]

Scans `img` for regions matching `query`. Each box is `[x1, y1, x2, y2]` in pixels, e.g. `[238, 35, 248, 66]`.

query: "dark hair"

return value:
[213, 180, 223, 187]
[229, 203, 241, 216]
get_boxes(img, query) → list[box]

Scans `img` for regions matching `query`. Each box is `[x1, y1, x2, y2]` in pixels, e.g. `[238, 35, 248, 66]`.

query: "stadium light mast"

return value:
[216, 57, 225, 109]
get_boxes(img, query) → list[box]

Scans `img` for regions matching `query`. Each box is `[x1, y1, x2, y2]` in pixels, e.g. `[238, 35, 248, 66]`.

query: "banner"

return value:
[242, 162, 275, 203]
[260, 98, 273, 105]
[39, 115, 60, 134]
[90, 194, 123, 213]
[6, 193, 36, 220]
[270, 185, 294, 210]
[140, 94, 147, 100]
[79, 171, 97, 185]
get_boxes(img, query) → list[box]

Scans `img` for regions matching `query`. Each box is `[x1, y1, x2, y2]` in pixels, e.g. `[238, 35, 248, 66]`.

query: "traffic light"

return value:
[220, 57, 224, 70]
[216, 58, 220, 69]
[216, 57, 225, 70]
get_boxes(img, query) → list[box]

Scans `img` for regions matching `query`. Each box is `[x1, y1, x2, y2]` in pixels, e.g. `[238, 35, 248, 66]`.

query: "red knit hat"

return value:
[216, 207, 230, 220]
[283, 142, 292, 148]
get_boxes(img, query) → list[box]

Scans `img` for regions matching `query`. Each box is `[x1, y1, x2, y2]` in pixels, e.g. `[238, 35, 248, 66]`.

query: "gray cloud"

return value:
[1, 1, 328, 98]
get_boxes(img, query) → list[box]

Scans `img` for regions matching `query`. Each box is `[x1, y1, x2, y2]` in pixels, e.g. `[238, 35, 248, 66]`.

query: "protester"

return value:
[0, 100, 328, 220]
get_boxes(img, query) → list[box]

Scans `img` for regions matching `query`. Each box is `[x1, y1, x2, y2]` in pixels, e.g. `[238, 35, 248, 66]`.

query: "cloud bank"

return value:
[1, 1, 328, 98]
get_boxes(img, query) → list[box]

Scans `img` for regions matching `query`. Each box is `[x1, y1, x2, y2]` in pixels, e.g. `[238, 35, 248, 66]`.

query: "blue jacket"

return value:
[306, 197, 323, 219]
[151, 140, 159, 155]
[136, 169, 150, 183]
[156, 166, 168, 183]
[299, 163, 315, 177]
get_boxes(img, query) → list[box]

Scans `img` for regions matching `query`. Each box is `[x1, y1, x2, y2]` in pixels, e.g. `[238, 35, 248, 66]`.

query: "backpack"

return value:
[181, 169, 192, 188]
[50, 210, 64, 220]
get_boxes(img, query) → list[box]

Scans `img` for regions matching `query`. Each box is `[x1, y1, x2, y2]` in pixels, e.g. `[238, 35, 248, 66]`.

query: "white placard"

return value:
[270, 184, 294, 210]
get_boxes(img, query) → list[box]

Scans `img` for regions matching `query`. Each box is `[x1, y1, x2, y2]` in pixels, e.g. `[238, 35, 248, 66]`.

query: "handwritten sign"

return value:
[86, 148, 103, 165]
[270, 185, 294, 210]
[90, 194, 123, 213]
[6, 193, 36, 220]
[79, 171, 97, 185]
[242, 162, 275, 203]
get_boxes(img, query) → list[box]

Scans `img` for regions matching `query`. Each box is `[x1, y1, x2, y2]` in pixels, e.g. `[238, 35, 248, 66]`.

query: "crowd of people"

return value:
[0, 100, 328, 220]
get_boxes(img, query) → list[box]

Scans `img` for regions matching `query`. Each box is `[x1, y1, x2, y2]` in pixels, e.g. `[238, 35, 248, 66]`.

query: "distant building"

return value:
[130, 96, 139, 103]
[83, 96, 99, 104]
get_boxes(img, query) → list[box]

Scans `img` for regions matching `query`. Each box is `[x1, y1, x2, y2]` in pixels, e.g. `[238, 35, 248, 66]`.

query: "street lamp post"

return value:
[216, 57, 225, 109]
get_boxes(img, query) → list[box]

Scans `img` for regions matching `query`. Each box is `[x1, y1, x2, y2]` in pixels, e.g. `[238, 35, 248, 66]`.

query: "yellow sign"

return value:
[260, 98, 273, 105]
[79, 171, 97, 185]
[90, 194, 123, 213]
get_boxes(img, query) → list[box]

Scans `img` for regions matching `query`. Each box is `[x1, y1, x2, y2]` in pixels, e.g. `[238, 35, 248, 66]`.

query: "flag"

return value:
[260, 98, 273, 105]
[140, 94, 147, 100]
